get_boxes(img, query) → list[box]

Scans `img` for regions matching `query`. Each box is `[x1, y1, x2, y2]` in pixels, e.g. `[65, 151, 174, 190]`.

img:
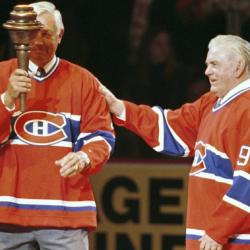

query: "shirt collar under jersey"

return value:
[28, 55, 57, 75]
[213, 78, 250, 111]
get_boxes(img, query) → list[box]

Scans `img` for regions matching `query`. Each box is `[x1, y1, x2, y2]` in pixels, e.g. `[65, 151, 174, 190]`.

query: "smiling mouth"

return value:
[209, 79, 216, 84]
[30, 49, 42, 54]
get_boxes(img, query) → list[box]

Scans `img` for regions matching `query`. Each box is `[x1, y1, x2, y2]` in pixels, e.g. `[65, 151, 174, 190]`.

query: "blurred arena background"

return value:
[1, 1, 250, 249]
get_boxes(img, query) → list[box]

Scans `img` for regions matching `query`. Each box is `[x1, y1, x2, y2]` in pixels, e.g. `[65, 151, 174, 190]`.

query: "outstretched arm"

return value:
[99, 83, 125, 117]
[99, 83, 201, 157]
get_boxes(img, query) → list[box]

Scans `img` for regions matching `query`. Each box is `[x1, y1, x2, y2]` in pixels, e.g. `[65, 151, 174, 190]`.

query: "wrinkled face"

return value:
[205, 44, 239, 98]
[30, 11, 63, 67]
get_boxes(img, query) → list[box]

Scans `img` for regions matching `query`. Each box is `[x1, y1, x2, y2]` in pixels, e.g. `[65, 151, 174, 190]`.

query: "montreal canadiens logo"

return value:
[14, 111, 67, 145]
[190, 141, 207, 175]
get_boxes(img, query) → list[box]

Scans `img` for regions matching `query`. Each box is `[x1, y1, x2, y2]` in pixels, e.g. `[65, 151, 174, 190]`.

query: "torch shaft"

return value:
[15, 44, 29, 112]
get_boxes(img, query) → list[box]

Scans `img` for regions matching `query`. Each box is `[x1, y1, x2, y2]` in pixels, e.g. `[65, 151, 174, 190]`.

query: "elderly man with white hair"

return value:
[100, 34, 250, 250]
[0, 1, 115, 249]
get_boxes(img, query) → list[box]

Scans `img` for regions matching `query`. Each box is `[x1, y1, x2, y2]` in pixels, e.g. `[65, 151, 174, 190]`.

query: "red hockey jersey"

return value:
[0, 58, 115, 230]
[114, 79, 250, 249]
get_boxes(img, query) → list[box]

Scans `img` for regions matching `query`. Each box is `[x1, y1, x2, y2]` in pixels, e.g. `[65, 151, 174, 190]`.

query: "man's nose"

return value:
[205, 66, 211, 76]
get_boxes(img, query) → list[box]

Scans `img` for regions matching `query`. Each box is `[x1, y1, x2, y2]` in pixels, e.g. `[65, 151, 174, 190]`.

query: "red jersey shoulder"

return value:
[223, 90, 250, 119]
[0, 58, 17, 68]
[0, 58, 17, 76]
[193, 91, 218, 117]
[58, 59, 99, 90]
[237, 90, 250, 105]
[58, 59, 95, 80]
[199, 91, 217, 107]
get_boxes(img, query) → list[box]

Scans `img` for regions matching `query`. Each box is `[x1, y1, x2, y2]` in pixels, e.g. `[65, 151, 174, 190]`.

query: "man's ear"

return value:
[235, 59, 246, 78]
[58, 29, 64, 44]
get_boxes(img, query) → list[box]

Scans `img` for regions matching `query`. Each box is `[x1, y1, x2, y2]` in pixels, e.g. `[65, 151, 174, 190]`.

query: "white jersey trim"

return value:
[234, 170, 250, 180]
[212, 79, 250, 111]
[10, 139, 72, 148]
[61, 112, 81, 121]
[77, 133, 112, 152]
[223, 195, 250, 213]
[186, 228, 204, 236]
[152, 107, 190, 156]
[0, 196, 96, 207]
[152, 107, 164, 152]
[205, 143, 229, 159]
[192, 172, 233, 185]
[186, 228, 250, 240]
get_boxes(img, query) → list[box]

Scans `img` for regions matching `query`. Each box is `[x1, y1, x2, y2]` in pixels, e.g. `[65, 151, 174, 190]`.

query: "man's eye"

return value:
[41, 31, 52, 37]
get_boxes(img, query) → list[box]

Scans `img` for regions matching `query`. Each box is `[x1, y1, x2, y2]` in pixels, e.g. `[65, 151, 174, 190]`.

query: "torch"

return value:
[3, 5, 42, 112]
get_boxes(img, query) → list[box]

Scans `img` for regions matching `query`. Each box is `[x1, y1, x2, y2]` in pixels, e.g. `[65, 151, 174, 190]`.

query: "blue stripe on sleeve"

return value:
[156, 106, 186, 156]
[227, 175, 250, 206]
[203, 150, 233, 179]
[74, 130, 115, 152]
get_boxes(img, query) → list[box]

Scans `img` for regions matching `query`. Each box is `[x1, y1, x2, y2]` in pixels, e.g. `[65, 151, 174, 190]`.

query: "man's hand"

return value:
[55, 151, 90, 177]
[99, 83, 125, 117]
[199, 234, 223, 250]
[4, 69, 32, 109]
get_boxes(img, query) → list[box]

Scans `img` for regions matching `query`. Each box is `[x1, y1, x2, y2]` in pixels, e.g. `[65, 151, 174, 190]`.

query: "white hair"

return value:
[209, 35, 250, 75]
[30, 1, 64, 34]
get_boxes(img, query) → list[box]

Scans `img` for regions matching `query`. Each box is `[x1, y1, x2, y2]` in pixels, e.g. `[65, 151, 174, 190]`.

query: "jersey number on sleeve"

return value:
[237, 145, 250, 166]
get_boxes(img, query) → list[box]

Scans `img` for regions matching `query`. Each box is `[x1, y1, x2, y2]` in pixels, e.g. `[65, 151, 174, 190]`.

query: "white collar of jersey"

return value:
[28, 56, 59, 82]
[213, 78, 250, 112]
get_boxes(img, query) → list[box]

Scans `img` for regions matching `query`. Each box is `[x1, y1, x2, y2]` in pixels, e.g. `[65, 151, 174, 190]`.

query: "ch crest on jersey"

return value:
[14, 111, 67, 145]
[190, 141, 207, 175]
